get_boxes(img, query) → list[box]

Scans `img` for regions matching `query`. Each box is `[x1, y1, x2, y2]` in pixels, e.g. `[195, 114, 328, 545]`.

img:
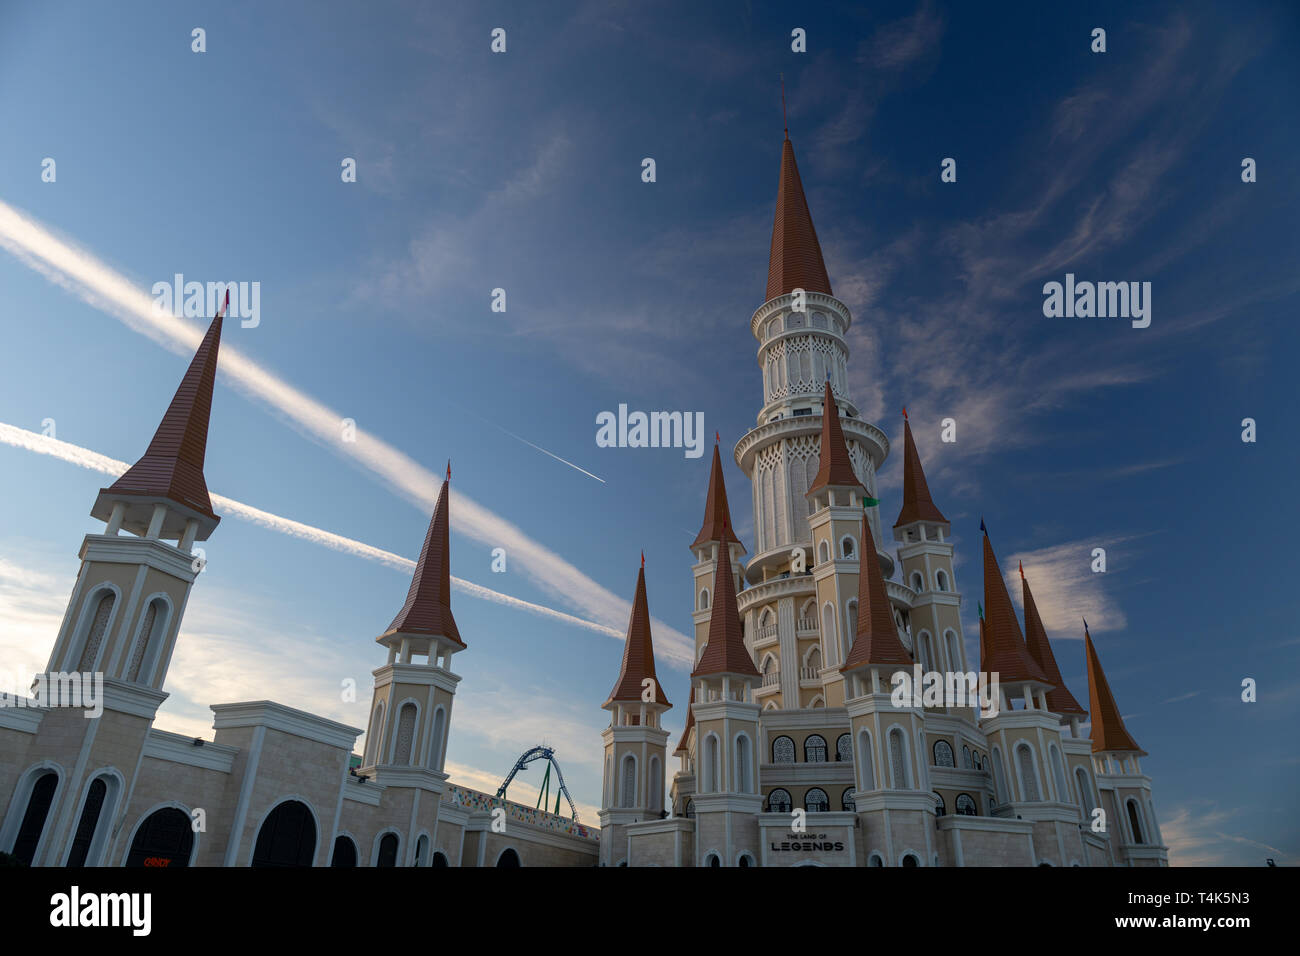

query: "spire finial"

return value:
[979, 517, 987, 534]
[446, 460, 451, 481]
[640, 549, 645, 569]
[715, 430, 720, 444]
[780, 73, 788, 138]
[902, 405, 908, 420]
[217, 288, 230, 318]
[1018, 559, 1024, 579]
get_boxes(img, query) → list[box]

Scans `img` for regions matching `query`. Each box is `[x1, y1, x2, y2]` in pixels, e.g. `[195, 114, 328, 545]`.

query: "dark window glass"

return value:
[13, 772, 58, 865]
[330, 836, 357, 867]
[251, 800, 316, 867]
[126, 807, 194, 867]
[67, 778, 108, 866]
[376, 833, 399, 867]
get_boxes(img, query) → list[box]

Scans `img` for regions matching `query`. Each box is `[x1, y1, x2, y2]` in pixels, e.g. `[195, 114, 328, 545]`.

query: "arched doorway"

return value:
[126, 807, 195, 867]
[431, 851, 449, 867]
[251, 800, 316, 867]
[496, 847, 521, 867]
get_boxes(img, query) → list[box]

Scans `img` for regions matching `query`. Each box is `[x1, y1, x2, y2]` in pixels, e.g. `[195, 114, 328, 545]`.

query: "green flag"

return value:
[978, 601, 984, 620]
[862, 496, 879, 508]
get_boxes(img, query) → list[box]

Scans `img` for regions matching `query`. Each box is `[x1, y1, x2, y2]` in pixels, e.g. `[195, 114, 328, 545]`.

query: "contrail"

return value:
[0, 423, 623, 642]
[0, 198, 693, 664]
[485, 421, 606, 483]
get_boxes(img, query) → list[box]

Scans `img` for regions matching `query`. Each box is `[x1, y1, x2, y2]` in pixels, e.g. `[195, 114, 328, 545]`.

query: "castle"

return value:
[0, 132, 1166, 867]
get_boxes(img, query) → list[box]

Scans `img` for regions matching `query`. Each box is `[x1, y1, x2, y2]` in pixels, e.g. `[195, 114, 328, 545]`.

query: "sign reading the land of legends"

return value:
[770, 832, 845, 853]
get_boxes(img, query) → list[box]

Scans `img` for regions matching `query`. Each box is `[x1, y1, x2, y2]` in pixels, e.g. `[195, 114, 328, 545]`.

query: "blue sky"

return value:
[0, 0, 1297, 862]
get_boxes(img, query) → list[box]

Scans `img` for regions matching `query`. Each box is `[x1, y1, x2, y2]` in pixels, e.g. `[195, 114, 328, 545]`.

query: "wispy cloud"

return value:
[1006, 534, 1149, 635]
[0, 200, 692, 664]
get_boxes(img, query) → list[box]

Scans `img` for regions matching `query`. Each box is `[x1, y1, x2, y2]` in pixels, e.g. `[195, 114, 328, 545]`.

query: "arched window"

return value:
[956, 793, 977, 816]
[733, 735, 752, 794]
[11, 771, 59, 865]
[933, 740, 955, 767]
[432, 851, 449, 867]
[705, 853, 721, 867]
[869, 853, 884, 867]
[818, 540, 831, 563]
[992, 748, 1009, 804]
[429, 707, 446, 770]
[841, 788, 855, 811]
[393, 702, 417, 765]
[364, 701, 385, 766]
[935, 569, 949, 592]
[1050, 746, 1069, 803]
[961, 745, 972, 768]
[1075, 767, 1094, 819]
[901, 853, 920, 867]
[822, 603, 836, 653]
[888, 729, 910, 789]
[251, 800, 316, 867]
[840, 536, 856, 559]
[846, 599, 858, 644]
[698, 588, 710, 610]
[376, 832, 400, 867]
[768, 788, 793, 813]
[497, 848, 521, 867]
[648, 756, 663, 812]
[1016, 745, 1041, 802]
[946, 630, 962, 671]
[415, 833, 429, 866]
[805, 646, 821, 675]
[77, 591, 115, 670]
[126, 597, 169, 683]
[67, 775, 117, 866]
[738, 852, 754, 867]
[772, 735, 795, 763]
[836, 734, 851, 763]
[910, 571, 924, 592]
[805, 788, 829, 813]
[330, 835, 358, 867]
[704, 735, 720, 792]
[1126, 799, 1146, 844]
[684, 799, 695, 819]
[919, 631, 935, 673]
[620, 754, 637, 807]
[804, 734, 827, 762]
[858, 731, 876, 790]
[125, 806, 194, 867]
[933, 792, 946, 816]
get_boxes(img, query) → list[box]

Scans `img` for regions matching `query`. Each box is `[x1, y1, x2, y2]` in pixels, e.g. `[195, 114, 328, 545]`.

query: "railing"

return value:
[796, 617, 817, 632]
[762, 670, 781, 687]
[757, 624, 779, 641]
[799, 667, 819, 681]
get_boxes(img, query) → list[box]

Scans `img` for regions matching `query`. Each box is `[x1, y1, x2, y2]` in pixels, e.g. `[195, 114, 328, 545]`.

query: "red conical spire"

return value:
[605, 560, 670, 707]
[674, 687, 696, 754]
[981, 528, 1049, 685]
[692, 518, 758, 678]
[692, 441, 743, 550]
[894, 414, 947, 528]
[1085, 624, 1145, 754]
[94, 311, 225, 539]
[843, 510, 913, 673]
[765, 136, 832, 301]
[383, 474, 463, 646]
[1021, 569, 1087, 716]
[808, 379, 861, 494]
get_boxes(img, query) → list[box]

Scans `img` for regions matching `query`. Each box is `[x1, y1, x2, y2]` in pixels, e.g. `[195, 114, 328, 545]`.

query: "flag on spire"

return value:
[980, 517, 987, 534]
